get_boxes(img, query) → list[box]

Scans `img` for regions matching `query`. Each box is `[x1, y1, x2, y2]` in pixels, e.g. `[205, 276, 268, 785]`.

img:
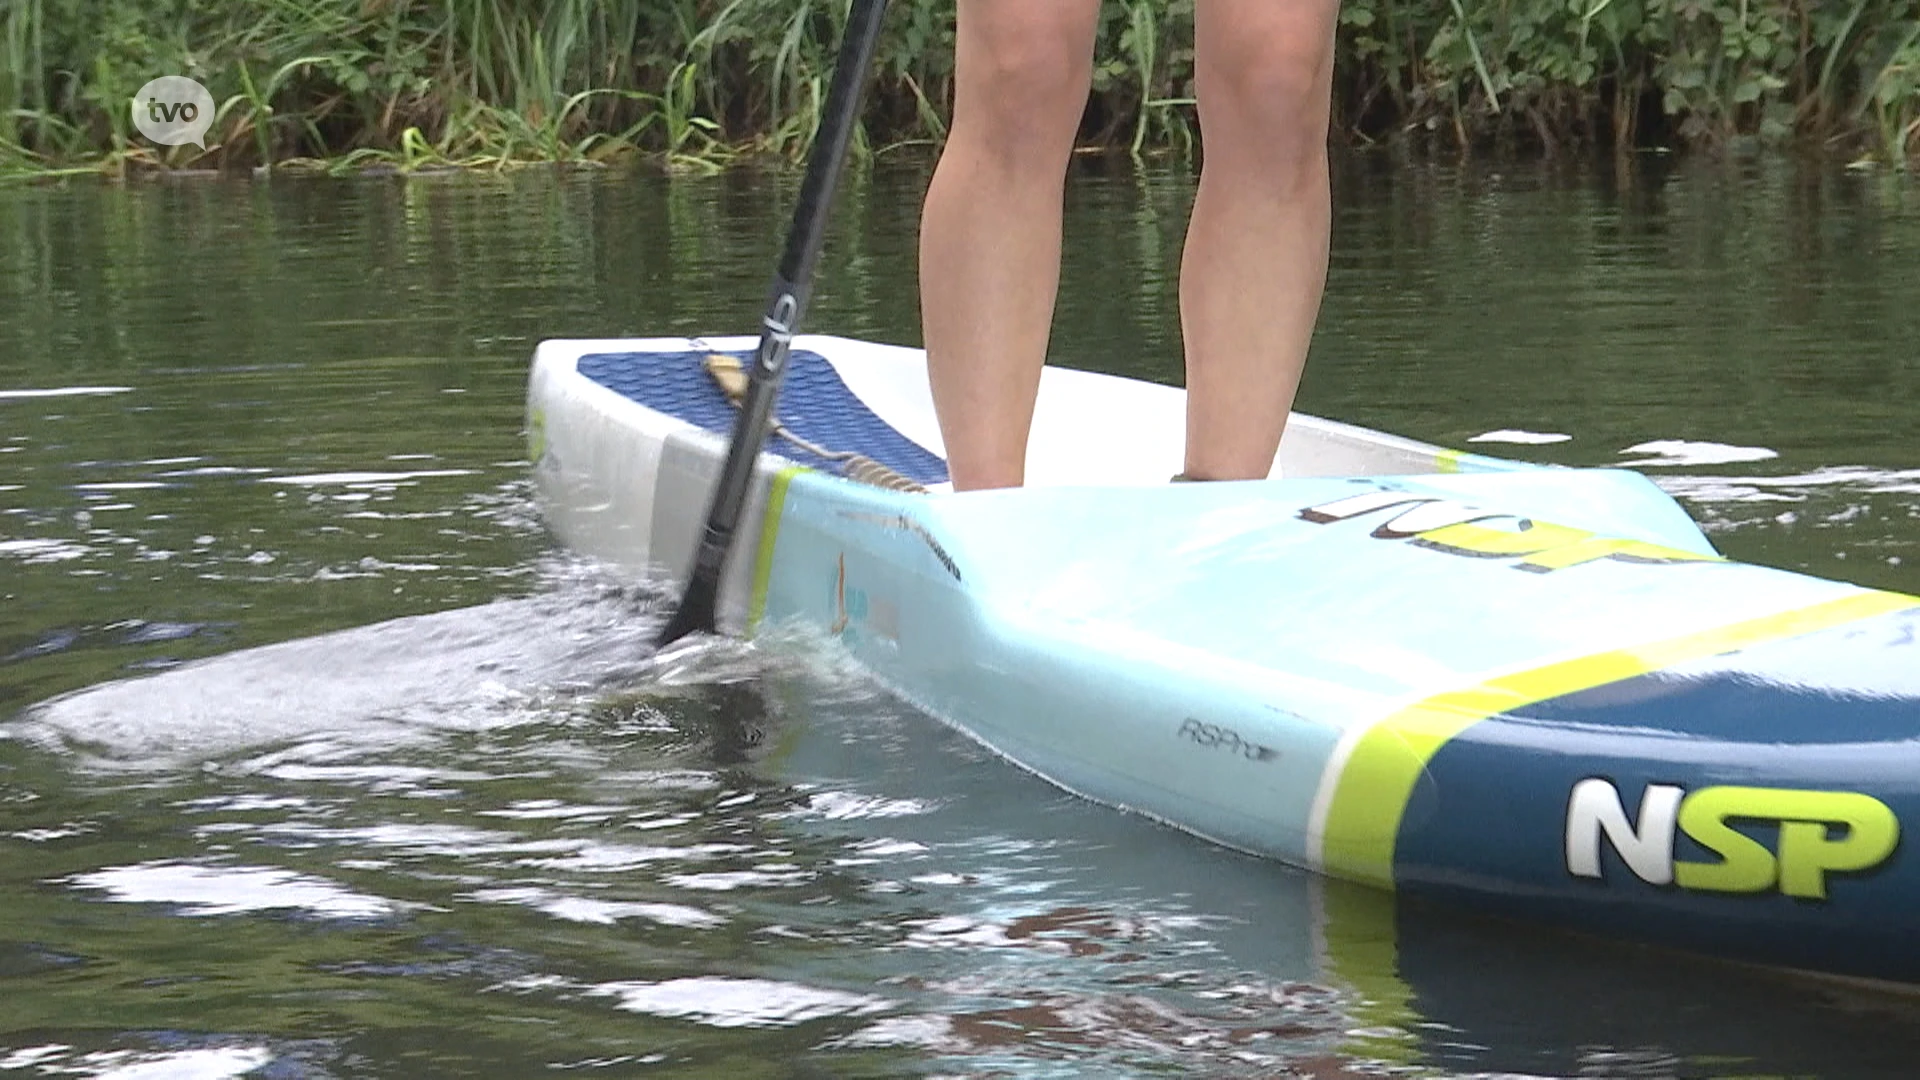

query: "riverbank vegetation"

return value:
[4, 0, 1918, 178]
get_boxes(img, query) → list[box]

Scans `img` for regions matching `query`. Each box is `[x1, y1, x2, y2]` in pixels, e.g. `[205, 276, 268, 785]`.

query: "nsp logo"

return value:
[1565, 778, 1899, 900]
[1298, 490, 1719, 573]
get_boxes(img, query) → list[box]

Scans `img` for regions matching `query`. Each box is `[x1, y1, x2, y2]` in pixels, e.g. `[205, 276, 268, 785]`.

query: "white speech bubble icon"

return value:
[132, 76, 216, 150]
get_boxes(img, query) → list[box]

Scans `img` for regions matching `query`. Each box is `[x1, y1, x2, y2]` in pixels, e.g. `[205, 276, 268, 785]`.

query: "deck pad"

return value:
[578, 348, 950, 486]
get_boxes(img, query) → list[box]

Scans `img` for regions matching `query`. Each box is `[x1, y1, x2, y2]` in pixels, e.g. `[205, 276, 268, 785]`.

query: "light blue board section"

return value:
[758, 473, 1345, 862]
[755, 466, 1851, 866]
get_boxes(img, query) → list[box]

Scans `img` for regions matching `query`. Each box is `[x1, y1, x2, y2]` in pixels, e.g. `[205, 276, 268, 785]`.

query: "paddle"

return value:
[655, 0, 891, 648]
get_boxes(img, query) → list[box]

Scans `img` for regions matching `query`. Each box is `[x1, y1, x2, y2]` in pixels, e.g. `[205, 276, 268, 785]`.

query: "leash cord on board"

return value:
[704, 353, 926, 494]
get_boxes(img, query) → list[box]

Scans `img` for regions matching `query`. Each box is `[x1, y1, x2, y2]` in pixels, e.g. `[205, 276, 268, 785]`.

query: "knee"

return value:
[952, 23, 1094, 165]
[1196, 35, 1333, 179]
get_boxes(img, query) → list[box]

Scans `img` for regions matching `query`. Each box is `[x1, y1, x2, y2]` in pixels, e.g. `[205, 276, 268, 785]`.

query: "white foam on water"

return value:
[260, 469, 476, 487]
[0, 538, 91, 562]
[829, 1015, 960, 1051]
[1659, 465, 1920, 502]
[177, 794, 314, 813]
[583, 976, 889, 1028]
[7, 559, 895, 774]
[465, 886, 726, 929]
[65, 1047, 271, 1079]
[0, 1045, 70, 1069]
[477, 799, 627, 821]
[783, 790, 935, 821]
[68, 861, 401, 919]
[11, 824, 94, 842]
[0, 387, 133, 401]
[155, 466, 275, 478]
[8, 568, 666, 769]
[516, 840, 750, 875]
[1619, 439, 1779, 468]
[1467, 429, 1572, 445]
[662, 869, 813, 891]
[207, 820, 572, 860]
[846, 838, 931, 858]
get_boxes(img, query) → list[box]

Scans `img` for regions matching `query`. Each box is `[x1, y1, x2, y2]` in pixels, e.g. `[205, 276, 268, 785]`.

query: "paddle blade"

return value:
[656, 523, 729, 646]
[655, 586, 716, 647]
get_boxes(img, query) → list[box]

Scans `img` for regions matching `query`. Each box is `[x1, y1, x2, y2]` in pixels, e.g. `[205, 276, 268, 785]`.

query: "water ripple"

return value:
[465, 886, 727, 929]
[67, 861, 404, 920]
[492, 974, 894, 1029]
[0, 1046, 273, 1079]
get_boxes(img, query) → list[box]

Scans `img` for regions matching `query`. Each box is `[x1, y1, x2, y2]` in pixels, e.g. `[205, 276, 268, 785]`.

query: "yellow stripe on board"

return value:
[1320, 589, 1920, 889]
[745, 466, 805, 633]
[1434, 448, 1465, 474]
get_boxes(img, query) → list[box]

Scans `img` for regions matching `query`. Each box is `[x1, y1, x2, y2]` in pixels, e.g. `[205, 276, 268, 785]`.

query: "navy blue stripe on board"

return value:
[1392, 605, 1920, 984]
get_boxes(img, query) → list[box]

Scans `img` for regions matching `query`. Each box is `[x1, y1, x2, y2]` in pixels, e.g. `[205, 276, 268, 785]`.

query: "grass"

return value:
[2, 0, 1917, 181]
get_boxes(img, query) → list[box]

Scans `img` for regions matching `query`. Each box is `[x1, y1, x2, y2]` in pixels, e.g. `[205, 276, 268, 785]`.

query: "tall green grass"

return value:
[3, 0, 1918, 178]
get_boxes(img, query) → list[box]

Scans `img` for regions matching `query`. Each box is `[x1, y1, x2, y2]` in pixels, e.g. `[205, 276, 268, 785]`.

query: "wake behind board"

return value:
[530, 334, 1920, 988]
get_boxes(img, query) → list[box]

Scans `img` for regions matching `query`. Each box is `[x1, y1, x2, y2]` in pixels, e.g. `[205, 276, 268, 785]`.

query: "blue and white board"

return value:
[528, 334, 1920, 988]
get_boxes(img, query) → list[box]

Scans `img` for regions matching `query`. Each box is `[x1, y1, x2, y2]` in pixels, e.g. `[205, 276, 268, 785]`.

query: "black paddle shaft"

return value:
[657, 0, 890, 646]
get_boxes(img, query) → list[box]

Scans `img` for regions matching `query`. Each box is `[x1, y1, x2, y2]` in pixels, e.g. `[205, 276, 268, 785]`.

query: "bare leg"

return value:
[1180, 0, 1341, 481]
[920, 0, 1101, 491]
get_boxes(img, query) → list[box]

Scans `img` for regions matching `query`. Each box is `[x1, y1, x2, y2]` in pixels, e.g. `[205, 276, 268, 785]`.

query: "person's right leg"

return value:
[919, 0, 1102, 491]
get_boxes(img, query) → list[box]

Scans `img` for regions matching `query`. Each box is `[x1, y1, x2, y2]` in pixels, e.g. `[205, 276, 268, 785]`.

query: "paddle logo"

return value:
[132, 76, 215, 149]
[1298, 490, 1721, 573]
[760, 293, 799, 372]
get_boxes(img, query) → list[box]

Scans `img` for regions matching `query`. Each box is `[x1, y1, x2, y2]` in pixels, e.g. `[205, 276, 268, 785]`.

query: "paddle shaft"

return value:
[656, 0, 890, 646]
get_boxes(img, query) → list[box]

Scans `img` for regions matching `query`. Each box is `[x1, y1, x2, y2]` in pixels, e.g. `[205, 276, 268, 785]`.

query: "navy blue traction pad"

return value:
[577, 349, 950, 486]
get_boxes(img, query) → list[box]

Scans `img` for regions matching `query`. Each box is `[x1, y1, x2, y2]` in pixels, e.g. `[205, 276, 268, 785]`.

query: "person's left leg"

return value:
[1179, 0, 1341, 481]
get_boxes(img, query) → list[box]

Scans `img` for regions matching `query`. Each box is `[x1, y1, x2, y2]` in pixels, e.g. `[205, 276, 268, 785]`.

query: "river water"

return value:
[1, 156, 1916, 1078]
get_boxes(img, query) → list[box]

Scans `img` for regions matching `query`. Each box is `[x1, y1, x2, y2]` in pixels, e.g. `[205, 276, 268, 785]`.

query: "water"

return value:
[1, 156, 1917, 1078]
